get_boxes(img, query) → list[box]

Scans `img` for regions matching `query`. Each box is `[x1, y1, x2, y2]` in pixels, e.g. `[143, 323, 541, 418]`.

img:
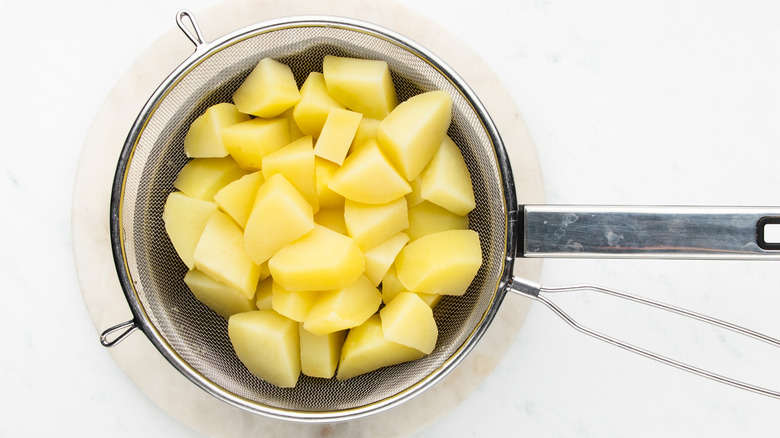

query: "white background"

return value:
[3, 0, 780, 436]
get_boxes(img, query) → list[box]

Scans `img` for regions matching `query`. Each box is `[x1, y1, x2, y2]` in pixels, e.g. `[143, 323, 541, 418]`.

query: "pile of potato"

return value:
[162, 55, 482, 387]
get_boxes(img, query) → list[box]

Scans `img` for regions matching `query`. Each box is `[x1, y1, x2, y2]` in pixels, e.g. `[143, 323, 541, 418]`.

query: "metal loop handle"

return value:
[100, 319, 139, 347]
[176, 9, 207, 48]
[509, 277, 780, 399]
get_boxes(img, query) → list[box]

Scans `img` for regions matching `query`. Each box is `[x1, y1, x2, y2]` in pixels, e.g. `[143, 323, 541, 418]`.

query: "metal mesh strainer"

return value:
[104, 12, 517, 421]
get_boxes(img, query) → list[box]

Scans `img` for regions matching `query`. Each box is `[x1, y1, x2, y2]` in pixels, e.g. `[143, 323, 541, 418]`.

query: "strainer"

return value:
[101, 10, 780, 422]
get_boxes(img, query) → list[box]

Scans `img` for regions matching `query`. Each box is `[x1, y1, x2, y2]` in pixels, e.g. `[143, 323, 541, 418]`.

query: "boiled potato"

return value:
[380, 265, 442, 308]
[268, 225, 365, 292]
[322, 55, 398, 120]
[380, 292, 437, 354]
[163, 191, 217, 269]
[344, 197, 409, 250]
[395, 229, 482, 296]
[221, 117, 290, 170]
[243, 173, 315, 264]
[363, 232, 409, 286]
[183, 268, 257, 318]
[184, 103, 250, 157]
[255, 277, 274, 310]
[314, 107, 362, 165]
[228, 310, 301, 387]
[293, 72, 345, 137]
[376, 90, 452, 181]
[213, 171, 264, 229]
[314, 207, 348, 235]
[232, 57, 301, 118]
[420, 136, 476, 215]
[303, 275, 382, 336]
[336, 314, 425, 381]
[299, 326, 347, 379]
[174, 156, 247, 201]
[193, 210, 262, 299]
[405, 177, 424, 208]
[350, 117, 380, 152]
[261, 136, 318, 211]
[314, 157, 345, 209]
[407, 200, 469, 241]
[327, 139, 411, 205]
[271, 280, 320, 323]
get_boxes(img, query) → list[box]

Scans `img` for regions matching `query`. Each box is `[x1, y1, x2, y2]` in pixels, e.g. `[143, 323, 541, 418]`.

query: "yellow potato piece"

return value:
[303, 275, 382, 336]
[380, 265, 442, 308]
[293, 72, 345, 137]
[262, 136, 318, 211]
[193, 211, 262, 299]
[213, 171, 265, 229]
[299, 325, 346, 379]
[314, 207, 347, 235]
[344, 197, 409, 250]
[268, 225, 365, 292]
[405, 177, 424, 208]
[323, 55, 398, 120]
[350, 117, 380, 154]
[363, 232, 409, 286]
[272, 281, 320, 323]
[279, 107, 305, 141]
[420, 136, 476, 215]
[173, 156, 247, 201]
[336, 314, 425, 381]
[244, 173, 315, 264]
[162, 191, 217, 270]
[221, 117, 290, 170]
[395, 229, 482, 296]
[407, 200, 469, 241]
[314, 157, 345, 209]
[232, 57, 301, 118]
[184, 269, 257, 319]
[328, 139, 411, 205]
[380, 292, 438, 354]
[228, 310, 301, 388]
[255, 277, 274, 310]
[184, 102, 250, 157]
[314, 107, 363, 165]
[376, 90, 452, 181]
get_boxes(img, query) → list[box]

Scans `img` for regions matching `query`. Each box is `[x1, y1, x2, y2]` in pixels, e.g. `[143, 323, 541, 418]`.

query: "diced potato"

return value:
[183, 269, 256, 318]
[184, 103, 250, 157]
[314, 108, 363, 165]
[405, 177, 424, 208]
[350, 117, 380, 153]
[214, 171, 265, 228]
[280, 107, 305, 141]
[272, 281, 320, 322]
[407, 200, 469, 241]
[376, 90, 452, 181]
[228, 310, 301, 387]
[193, 211, 262, 299]
[322, 55, 398, 120]
[314, 207, 347, 235]
[344, 197, 409, 250]
[244, 173, 315, 264]
[380, 265, 442, 308]
[336, 314, 425, 381]
[363, 232, 409, 286]
[162, 191, 217, 269]
[420, 136, 476, 215]
[299, 326, 346, 379]
[328, 139, 411, 205]
[395, 229, 482, 296]
[255, 277, 274, 310]
[268, 225, 365, 292]
[232, 58, 301, 118]
[380, 292, 438, 354]
[293, 72, 345, 137]
[221, 117, 290, 170]
[262, 136, 318, 211]
[303, 275, 382, 336]
[173, 156, 247, 201]
[315, 157, 345, 209]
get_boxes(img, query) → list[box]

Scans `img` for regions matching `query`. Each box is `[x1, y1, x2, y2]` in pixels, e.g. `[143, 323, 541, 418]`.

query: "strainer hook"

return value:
[100, 319, 139, 347]
[176, 10, 207, 48]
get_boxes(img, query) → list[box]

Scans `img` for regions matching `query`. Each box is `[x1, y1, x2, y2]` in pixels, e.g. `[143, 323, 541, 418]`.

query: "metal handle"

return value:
[100, 319, 138, 347]
[508, 277, 780, 399]
[521, 205, 780, 259]
[176, 9, 207, 48]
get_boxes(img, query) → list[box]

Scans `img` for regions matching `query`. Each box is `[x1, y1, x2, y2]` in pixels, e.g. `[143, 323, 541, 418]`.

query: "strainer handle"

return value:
[176, 10, 207, 48]
[508, 277, 780, 399]
[100, 319, 139, 347]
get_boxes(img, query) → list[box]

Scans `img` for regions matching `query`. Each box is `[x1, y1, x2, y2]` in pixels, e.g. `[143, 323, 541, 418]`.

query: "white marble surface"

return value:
[3, 0, 780, 437]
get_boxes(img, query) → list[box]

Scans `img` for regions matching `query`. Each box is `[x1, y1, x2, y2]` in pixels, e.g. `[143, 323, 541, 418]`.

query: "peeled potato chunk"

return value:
[344, 197, 409, 250]
[228, 310, 301, 388]
[272, 280, 320, 323]
[184, 103, 250, 158]
[255, 277, 274, 311]
[214, 171, 265, 229]
[314, 207, 347, 235]
[314, 107, 362, 165]
[395, 229, 482, 296]
[184, 269, 257, 318]
[299, 325, 346, 379]
[363, 232, 409, 286]
[244, 173, 315, 264]
[407, 200, 469, 241]
[293, 72, 345, 137]
[232, 57, 301, 118]
[262, 136, 318, 211]
[193, 211, 262, 299]
[303, 275, 382, 336]
[323, 55, 398, 120]
[376, 90, 452, 181]
[420, 136, 476, 215]
[314, 157, 345, 209]
[336, 314, 425, 381]
[380, 265, 442, 308]
[328, 139, 411, 205]
[350, 117, 380, 153]
[380, 292, 438, 354]
[268, 225, 365, 292]
[163, 191, 217, 270]
[221, 117, 290, 170]
[174, 156, 247, 201]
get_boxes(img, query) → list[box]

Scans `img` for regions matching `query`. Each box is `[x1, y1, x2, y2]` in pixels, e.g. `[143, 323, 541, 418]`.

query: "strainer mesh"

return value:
[118, 21, 510, 415]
